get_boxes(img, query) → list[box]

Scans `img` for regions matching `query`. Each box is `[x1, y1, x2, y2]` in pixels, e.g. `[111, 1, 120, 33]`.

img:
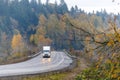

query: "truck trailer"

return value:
[42, 46, 51, 58]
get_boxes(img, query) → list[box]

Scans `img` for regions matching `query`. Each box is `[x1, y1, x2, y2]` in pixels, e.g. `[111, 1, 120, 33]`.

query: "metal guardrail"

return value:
[63, 50, 77, 59]
[63, 50, 77, 71]
[28, 51, 42, 58]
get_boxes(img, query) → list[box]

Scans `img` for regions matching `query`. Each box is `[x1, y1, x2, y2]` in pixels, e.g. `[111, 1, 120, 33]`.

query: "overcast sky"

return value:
[41, 0, 120, 14]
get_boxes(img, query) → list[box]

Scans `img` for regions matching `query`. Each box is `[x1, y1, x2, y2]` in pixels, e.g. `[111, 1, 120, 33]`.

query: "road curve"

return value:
[0, 51, 73, 77]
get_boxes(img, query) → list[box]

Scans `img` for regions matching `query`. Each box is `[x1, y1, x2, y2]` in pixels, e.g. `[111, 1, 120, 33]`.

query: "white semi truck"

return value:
[42, 46, 51, 58]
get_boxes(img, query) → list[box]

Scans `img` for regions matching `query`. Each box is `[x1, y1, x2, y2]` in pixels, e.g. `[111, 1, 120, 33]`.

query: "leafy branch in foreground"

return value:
[64, 14, 120, 54]
[63, 14, 120, 80]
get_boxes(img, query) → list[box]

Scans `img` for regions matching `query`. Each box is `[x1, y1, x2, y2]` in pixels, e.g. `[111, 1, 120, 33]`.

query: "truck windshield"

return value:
[43, 50, 49, 52]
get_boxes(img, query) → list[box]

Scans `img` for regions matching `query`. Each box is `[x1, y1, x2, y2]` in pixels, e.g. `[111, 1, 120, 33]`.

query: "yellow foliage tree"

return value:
[39, 14, 46, 26]
[30, 34, 52, 49]
[11, 33, 24, 54]
[30, 15, 52, 49]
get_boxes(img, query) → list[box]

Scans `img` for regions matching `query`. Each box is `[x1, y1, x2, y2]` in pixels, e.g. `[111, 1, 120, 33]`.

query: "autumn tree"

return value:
[11, 30, 25, 57]
[30, 15, 52, 50]
[39, 14, 46, 26]
[30, 31, 52, 50]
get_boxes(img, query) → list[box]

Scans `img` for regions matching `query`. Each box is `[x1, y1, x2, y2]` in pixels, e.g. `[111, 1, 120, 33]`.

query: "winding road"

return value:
[0, 51, 73, 77]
